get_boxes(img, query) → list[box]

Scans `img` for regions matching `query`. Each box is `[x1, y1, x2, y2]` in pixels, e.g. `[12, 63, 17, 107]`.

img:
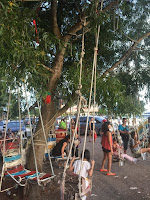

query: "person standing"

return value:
[101, 121, 115, 176]
[89, 117, 94, 142]
[70, 118, 75, 131]
[59, 118, 67, 129]
[118, 118, 129, 154]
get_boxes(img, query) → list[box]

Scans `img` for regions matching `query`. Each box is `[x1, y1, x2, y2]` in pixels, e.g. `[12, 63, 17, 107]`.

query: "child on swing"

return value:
[112, 138, 137, 163]
[69, 149, 95, 200]
[130, 131, 150, 157]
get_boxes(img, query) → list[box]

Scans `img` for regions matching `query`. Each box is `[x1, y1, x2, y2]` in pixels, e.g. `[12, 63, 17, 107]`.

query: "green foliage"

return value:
[0, 0, 149, 118]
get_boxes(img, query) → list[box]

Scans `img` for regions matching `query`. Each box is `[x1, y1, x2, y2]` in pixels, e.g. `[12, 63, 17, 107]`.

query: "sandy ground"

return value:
[0, 136, 150, 200]
[84, 136, 150, 200]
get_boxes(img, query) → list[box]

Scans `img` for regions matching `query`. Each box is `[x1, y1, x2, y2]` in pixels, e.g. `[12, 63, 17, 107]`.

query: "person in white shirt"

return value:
[69, 149, 95, 200]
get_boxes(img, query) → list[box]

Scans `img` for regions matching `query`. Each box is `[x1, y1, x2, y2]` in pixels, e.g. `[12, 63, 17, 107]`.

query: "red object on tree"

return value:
[33, 19, 39, 44]
[43, 92, 51, 104]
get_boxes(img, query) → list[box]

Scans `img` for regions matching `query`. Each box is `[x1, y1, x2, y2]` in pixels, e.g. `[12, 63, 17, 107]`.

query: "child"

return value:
[130, 131, 150, 157]
[101, 121, 115, 176]
[113, 138, 137, 164]
[69, 149, 95, 200]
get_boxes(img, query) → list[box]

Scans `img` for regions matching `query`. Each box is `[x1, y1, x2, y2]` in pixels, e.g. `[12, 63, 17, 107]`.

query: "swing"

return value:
[61, 18, 100, 199]
[130, 119, 149, 161]
[112, 127, 126, 166]
[0, 87, 55, 193]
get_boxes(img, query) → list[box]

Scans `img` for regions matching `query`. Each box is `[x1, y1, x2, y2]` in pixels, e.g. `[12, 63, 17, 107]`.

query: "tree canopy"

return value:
[0, 0, 149, 118]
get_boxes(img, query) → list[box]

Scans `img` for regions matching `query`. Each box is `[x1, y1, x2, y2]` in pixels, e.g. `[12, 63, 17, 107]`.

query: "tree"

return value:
[0, 0, 149, 174]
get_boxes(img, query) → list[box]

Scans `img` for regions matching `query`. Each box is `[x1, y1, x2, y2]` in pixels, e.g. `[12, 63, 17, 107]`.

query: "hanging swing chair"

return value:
[0, 87, 56, 193]
[60, 17, 100, 199]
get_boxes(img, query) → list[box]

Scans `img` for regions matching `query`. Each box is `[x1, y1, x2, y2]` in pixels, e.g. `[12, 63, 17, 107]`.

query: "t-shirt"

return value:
[59, 121, 66, 129]
[52, 138, 67, 156]
[118, 125, 129, 132]
[101, 133, 112, 150]
[73, 160, 91, 178]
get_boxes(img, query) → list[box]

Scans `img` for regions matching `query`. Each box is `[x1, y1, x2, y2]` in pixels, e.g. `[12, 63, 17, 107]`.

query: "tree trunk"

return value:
[26, 98, 57, 171]
[23, 176, 61, 200]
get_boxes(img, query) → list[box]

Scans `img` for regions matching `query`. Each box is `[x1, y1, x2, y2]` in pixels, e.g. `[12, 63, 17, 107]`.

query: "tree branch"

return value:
[63, 15, 88, 42]
[63, 0, 119, 42]
[57, 92, 77, 117]
[102, 0, 118, 12]
[51, 0, 62, 39]
[37, 64, 54, 73]
[101, 32, 150, 77]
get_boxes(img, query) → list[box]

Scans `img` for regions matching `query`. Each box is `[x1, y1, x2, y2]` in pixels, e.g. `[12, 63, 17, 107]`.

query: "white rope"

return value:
[37, 100, 55, 176]
[24, 83, 40, 186]
[79, 25, 100, 196]
[100, 0, 103, 11]
[4, 151, 20, 157]
[18, 88, 23, 156]
[92, 27, 99, 160]
[0, 89, 11, 192]
[4, 159, 23, 168]
[62, 97, 82, 185]
[62, 19, 86, 197]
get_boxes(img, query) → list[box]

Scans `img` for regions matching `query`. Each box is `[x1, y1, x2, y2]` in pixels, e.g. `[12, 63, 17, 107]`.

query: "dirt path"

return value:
[84, 136, 150, 200]
[0, 136, 150, 200]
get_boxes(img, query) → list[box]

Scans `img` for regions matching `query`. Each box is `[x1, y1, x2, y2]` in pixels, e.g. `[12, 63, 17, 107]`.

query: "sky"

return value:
[139, 88, 150, 112]
[144, 102, 150, 112]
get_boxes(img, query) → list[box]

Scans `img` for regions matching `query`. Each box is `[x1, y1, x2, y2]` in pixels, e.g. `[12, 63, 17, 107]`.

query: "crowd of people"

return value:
[0, 116, 149, 200]
[49, 116, 150, 199]
[0, 128, 15, 139]
[100, 117, 150, 176]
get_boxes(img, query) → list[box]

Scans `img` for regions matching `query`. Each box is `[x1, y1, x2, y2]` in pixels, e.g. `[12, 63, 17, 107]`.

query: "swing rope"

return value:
[24, 83, 40, 185]
[37, 100, 55, 176]
[0, 89, 11, 192]
[92, 27, 99, 160]
[18, 88, 23, 157]
[24, 83, 56, 185]
[79, 25, 100, 197]
[61, 19, 87, 199]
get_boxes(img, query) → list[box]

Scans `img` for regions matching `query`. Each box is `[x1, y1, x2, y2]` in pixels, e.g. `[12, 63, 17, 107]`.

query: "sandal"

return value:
[107, 173, 116, 176]
[100, 169, 107, 172]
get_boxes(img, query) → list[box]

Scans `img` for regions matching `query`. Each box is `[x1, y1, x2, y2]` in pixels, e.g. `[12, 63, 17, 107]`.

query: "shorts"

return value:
[102, 147, 111, 153]
[121, 135, 129, 150]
